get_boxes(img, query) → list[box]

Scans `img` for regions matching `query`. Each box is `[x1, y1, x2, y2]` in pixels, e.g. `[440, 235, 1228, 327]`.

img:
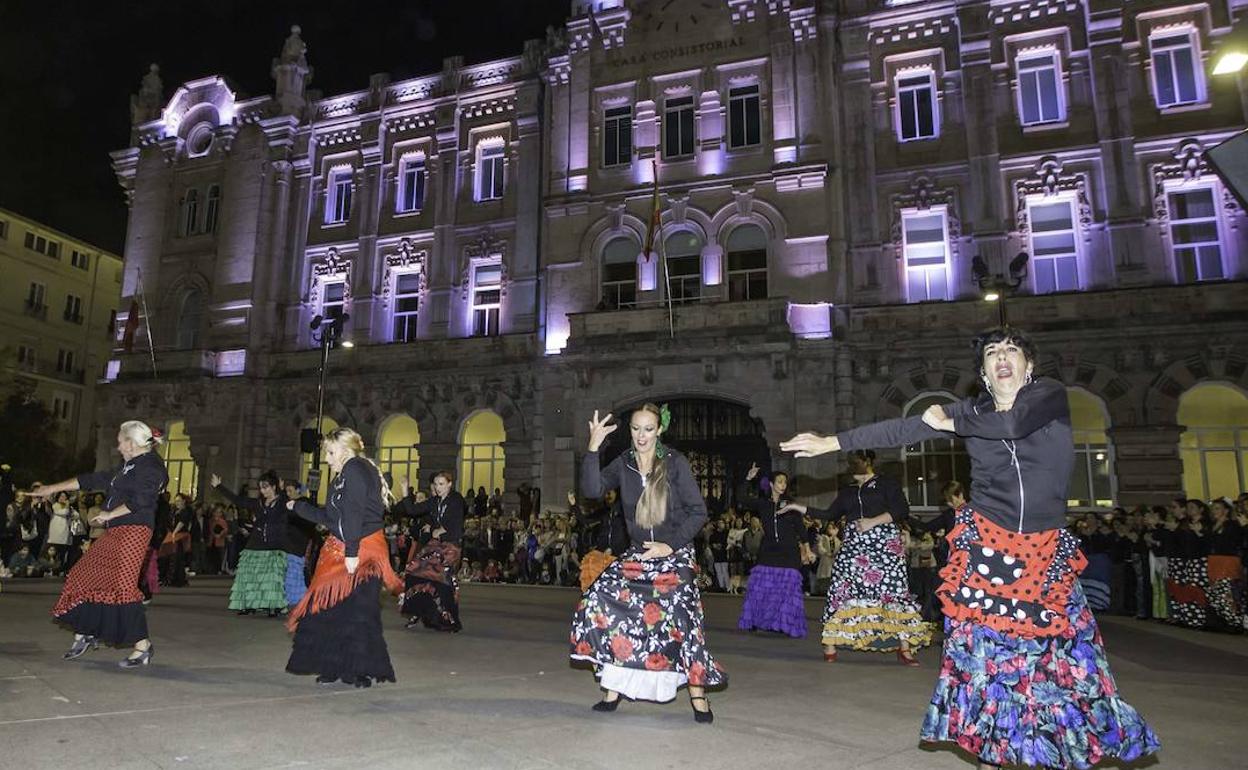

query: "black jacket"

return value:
[810, 474, 910, 526]
[216, 485, 287, 550]
[76, 451, 169, 530]
[737, 482, 806, 570]
[293, 457, 384, 558]
[396, 491, 466, 546]
[838, 377, 1072, 534]
[580, 449, 707, 551]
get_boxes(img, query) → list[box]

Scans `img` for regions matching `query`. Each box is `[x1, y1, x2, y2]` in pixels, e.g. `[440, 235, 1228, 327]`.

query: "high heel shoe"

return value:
[118, 644, 154, 668]
[822, 648, 838, 663]
[63, 635, 98, 660]
[591, 696, 621, 712]
[690, 696, 714, 724]
[353, 676, 372, 688]
[896, 649, 920, 667]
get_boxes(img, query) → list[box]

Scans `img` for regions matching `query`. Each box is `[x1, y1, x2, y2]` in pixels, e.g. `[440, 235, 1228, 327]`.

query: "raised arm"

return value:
[837, 413, 956, 453]
[952, 377, 1068, 440]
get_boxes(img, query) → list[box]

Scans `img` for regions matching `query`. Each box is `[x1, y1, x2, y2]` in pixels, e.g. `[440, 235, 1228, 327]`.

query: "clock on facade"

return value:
[632, 0, 720, 35]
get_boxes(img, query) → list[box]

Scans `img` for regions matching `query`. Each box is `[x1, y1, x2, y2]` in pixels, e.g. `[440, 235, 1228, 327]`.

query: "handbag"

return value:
[69, 516, 87, 537]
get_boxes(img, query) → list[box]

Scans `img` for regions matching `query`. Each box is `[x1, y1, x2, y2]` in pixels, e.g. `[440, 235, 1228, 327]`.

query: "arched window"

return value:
[204, 185, 221, 233]
[377, 415, 420, 499]
[1179, 383, 1248, 501]
[175, 289, 203, 350]
[159, 420, 199, 498]
[663, 230, 702, 305]
[458, 411, 506, 496]
[601, 237, 638, 310]
[1067, 388, 1115, 509]
[726, 224, 768, 301]
[300, 416, 340, 505]
[181, 189, 199, 236]
[902, 393, 971, 508]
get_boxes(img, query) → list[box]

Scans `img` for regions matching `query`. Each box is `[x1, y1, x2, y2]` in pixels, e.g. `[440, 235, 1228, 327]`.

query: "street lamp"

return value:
[1213, 26, 1248, 75]
[305, 312, 350, 498]
[972, 251, 1029, 326]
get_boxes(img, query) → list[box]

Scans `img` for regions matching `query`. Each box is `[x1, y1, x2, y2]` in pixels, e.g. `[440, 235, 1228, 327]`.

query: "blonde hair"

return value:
[119, 420, 162, 450]
[324, 427, 393, 506]
[632, 403, 670, 530]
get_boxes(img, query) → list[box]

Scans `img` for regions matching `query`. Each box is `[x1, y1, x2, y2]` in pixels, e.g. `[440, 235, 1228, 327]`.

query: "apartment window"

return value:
[321, 281, 346, 325]
[901, 209, 949, 302]
[471, 263, 502, 337]
[726, 225, 769, 301]
[17, 345, 36, 370]
[23, 232, 59, 258]
[25, 282, 47, 316]
[1016, 51, 1064, 125]
[601, 238, 638, 310]
[728, 85, 762, 149]
[52, 394, 72, 422]
[1151, 30, 1204, 108]
[326, 170, 353, 224]
[56, 348, 75, 374]
[392, 272, 421, 342]
[663, 96, 695, 158]
[182, 189, 199, 236]
[895, 70, 938, 142]
[1168, 186, 1224, 281]
[603, 106, 633, 167]
[204, 185, 221, 233]
[64, 293, 84, 324]
[397, 157, 426, 213]
[70, 250, 90, 270]
[476, 145, 505, 202]
[1027, 199, 1080, 293]
[664, 231, 702, 304]
[176, 289, 204, 350]
[0, 219, 8, 239]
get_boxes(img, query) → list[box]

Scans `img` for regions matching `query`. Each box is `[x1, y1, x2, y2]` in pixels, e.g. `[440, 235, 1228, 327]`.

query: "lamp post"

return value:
[972, 251, 1030, 326]
[305, 312, 350, 498]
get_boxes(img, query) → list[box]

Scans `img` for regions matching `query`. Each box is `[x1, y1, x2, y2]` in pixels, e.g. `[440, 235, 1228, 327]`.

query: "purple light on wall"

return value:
[545, 327, 570, 355]
[786, 302, 833, 339]
[214, 349, 247, 377]
[701, 245, 723, 286]
[638, 252, 658, 291]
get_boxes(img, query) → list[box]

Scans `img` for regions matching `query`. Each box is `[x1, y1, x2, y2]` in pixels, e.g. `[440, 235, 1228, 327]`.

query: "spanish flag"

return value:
[641, 160, 660, 261]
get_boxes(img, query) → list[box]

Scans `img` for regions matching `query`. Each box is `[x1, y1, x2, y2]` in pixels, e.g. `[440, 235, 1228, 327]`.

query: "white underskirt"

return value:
[598, 663, 688, 703]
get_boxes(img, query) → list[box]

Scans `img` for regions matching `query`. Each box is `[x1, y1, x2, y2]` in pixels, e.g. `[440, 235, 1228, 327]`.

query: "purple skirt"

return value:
[738, 565, 807, 638]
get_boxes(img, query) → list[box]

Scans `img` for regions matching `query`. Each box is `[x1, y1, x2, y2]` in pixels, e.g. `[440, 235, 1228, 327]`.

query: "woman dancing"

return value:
[570, 403, 725, 723]
[395, 471, 466, 631]
[212, 471, 288, 617]
[26, 420, 168, 667]
[782, 327, 1159, 770]
[736, 463, 808, 637]
[284, 428, 402, 687]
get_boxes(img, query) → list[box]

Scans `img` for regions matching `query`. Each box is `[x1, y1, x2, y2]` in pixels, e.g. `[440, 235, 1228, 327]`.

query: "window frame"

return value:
[662, 96, 696, 159]
[727, 85, 762, 149]
[1150, 27, 1206, 109]
[476, 144, 506, 203]
[600, 238, 639, 310]
[320, 279, 347, 325]
[1026, 195, 1081, 294]
[602, 105, 633, 168]
[901, 392, 972, 509]
[1166, 182, 1225, 282]
[725, 225, 769, 301]
[204, 184, 221, 233]
[900, 207, 951, 302]
[397, 156, 427, 214]
[63, 293, 84, 324]
[1015, 49, 1066, 127]
[182, 189, 199, 236]
[894, 68, 939, 142]
[470, 261, 503, 337]
[391, 269, 422, 343]
[325, 169, 353, 225]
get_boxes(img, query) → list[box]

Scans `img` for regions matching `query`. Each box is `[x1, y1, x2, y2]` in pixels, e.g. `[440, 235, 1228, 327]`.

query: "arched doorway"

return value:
[1179, 383, 1248, 501]
[160, 420, 198, 498]
[458, 410, 506, 497]
[901, 393, 970, 509]
[597, 398, 768, 513]
[1067, 388, 1115, 510]
[377, 414, 421, 499]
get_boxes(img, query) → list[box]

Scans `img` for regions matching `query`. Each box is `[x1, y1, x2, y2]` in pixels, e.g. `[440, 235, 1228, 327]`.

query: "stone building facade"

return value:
[101, 1, 1248, 510]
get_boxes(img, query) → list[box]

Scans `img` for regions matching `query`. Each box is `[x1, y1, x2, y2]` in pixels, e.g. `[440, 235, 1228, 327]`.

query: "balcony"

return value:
[565, 296, 793, 351]
[23, 300, 47, 320]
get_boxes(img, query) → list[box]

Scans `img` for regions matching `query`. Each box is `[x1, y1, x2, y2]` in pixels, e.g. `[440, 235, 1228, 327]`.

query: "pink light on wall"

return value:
[786, 302, 834, 339]
[637, 252, 658, 291]
[701, 245, 723, 286]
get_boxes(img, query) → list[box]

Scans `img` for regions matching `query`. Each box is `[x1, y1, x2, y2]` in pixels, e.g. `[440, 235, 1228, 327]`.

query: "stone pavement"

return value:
[1, 578, 1244, 769]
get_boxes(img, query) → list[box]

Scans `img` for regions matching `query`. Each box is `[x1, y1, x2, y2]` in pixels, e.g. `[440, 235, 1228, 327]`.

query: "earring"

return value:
[1025, 371, 1034, 385]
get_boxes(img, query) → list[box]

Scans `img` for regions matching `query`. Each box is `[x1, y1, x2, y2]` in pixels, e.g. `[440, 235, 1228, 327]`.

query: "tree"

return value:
[0, 392, 76, 488]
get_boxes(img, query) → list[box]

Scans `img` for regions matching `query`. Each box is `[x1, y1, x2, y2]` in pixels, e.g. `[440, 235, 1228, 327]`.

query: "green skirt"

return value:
[228, 549, 288, 611]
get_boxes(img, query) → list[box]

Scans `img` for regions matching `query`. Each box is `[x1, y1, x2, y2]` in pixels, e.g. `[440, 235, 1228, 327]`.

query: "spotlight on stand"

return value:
[973, 252, 1029, 325]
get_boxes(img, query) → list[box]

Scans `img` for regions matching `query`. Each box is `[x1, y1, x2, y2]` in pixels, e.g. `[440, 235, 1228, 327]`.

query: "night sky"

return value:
[0, 0, 570, 255]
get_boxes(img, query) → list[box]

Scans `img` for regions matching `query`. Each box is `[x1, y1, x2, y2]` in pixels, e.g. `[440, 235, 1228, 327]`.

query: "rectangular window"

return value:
[1017, 51, 1064, 125]
[727, 248, 768, 301]
[56, 348, 75, 374]
[24, 231, 34, 249]
[901, 209, 949, 301]
[321, 281, 346, 324]
[1152, 30, 1203, 108]
[53, 394, 72, 421]
[602, 261, 637, 310]
[70, 250, 90, 270]
[603, 106, 633, 167]
[477, 145, 505, 202]
[26, 282, 47, 316]
[667, 254, 701, 304]
[326, 170, 353, 224]
[1027, 199, 1080, 293]
[471, 263, 502, 337]
[397, 157, 426, 213]
[728, 85, 762, 149]
[663, 96, 695, 158]
[47, 240, 60, 259]
[1168, 187, 1224, 281]
[204, 186, 221, 233]
[63, 293, 84, 324]
[392, 272, 421, 342]
[17, 345, 36, 370]
[0, 219, 8, 239]
[895, 70, 938, 142]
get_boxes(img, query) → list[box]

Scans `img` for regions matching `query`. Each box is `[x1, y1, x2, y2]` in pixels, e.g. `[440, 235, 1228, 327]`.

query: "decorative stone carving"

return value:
[131, 64, 163, 125]
[889, 177, 962, 263]
[309, 247, 353, 307]
[1014, 156, 1093, 242]
[380, 239, 428, 307]
[280, 25, 308, 66]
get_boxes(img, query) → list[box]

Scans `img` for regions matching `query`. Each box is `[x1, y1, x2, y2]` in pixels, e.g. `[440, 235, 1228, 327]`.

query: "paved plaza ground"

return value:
[1, 577, 1245, 769]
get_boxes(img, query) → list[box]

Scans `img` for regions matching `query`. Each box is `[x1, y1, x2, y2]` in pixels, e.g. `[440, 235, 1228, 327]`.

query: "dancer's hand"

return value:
[745, 462, 760, 481]
[344, 556, 358, 574]
[22, 483, 59, 500]
[640, 541, 672, 560]
[587, 410, 617, 452]
[432, 527, 446, 539]
[922, 404, 954, 432]
[285, 499, 296, 511]
[779, 433, 840, 458]
[209, 473, 222, 488]
[777, 502, 807, 515]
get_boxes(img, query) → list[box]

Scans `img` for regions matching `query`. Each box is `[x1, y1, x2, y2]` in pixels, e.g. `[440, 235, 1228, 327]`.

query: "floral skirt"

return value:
[401, 539, 462, 632]
[738, 565, 807, 638]
[822, 523, 931, 651]
[1167, 556, 1209, 629]
[921, 582, 1161, 769]
[570, 545, 726, 702]
[228, 549, 288, 611]
[1080, 553, 1112, 612]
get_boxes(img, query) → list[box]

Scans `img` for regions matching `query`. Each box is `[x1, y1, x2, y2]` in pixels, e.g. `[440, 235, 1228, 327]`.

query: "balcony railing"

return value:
[63, 310, 84, 324]
[23, 300, 48, 320]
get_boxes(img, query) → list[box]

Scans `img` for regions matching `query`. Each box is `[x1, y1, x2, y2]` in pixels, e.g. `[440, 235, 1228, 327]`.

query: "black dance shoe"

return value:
[315, 675, 337, 685]
[63, 635, 98, 660]
[353, 676, 372, 689]
[237, 609, 255, 616]
[118, 644, 154, 668]
[591, 697, 621, 712]
[690, 696, 714, 724]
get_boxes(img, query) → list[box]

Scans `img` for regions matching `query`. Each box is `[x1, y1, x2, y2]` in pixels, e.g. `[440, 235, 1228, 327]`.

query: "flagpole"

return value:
[137, 268, 157, 377]
[659, 219, 674, 339]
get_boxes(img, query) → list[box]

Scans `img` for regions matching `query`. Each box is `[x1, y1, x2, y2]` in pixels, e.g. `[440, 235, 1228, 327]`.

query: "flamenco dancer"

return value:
[212, 471, 288, 617]
[782, 327, 1160, 769]
[735, 463, 808, 637]
[571, 403, 726, 723]
[284, 428, 402, 687]
[395, 471, 466, 631]
[26, 420, 168, 667]
[780, 450, 930, 663]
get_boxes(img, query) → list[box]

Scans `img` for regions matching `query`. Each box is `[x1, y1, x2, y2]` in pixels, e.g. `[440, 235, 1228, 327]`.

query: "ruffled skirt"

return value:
[738, 565, 807, 637]
[52, 525, 150, 646]
[228, 549, 288, 611]
[822, 523, 931, 651]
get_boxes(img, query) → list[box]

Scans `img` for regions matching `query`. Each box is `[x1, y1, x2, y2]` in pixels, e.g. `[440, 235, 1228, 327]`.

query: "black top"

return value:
[1170, 526, 1207, 559]
[838, 377, 1072, 534]
[396, 490, 467, 546]
[76, 451, 168, 530]
[580, 449, 707, 551]
[216, 485, 287, 550]
[737, 483, 806, 570]
[1144, 525, 1171, 557]
[810, 474, 910, 526]
[292, 456, 384, 558]
[1208, 519, 1243, 556]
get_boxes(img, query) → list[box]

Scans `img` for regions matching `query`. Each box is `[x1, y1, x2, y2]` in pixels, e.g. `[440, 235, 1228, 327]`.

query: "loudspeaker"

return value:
[300, 428, 319, 454]
[1207, 130, 1248, 211]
